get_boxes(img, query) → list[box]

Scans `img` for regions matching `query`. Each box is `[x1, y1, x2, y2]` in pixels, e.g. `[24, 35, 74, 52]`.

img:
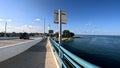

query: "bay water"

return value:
[63, 35, 120, 68]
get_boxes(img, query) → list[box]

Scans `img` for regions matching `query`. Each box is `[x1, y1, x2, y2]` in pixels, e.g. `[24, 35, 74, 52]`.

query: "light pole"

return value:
[44, 18, 45, 36]
[4, 19, 12, 39]
[0, 18, 12, 39]
[4, 21, 7, 38]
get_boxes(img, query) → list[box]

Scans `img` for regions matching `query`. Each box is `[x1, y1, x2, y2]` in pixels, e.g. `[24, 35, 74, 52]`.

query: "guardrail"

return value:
[49, 38, 100, 68]
[0, 38, 42, 62]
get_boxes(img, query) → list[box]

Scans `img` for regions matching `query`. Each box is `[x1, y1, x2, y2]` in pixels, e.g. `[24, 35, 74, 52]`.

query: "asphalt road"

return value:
[0, 38, 47, 68]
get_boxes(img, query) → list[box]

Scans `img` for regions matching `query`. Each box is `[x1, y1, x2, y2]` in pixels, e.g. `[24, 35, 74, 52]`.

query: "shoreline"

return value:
[54, 37, 74, 42]
[62, 38, 74, 41]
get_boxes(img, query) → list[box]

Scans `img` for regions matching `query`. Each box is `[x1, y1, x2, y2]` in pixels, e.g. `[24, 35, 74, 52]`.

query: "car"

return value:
[19, 33, 29, 39]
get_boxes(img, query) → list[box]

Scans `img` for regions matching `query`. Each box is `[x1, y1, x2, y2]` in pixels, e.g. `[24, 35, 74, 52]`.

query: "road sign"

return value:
[49, 30, 54, 34]
[54, 10, 67, 45]
[54, 10, 67, 24]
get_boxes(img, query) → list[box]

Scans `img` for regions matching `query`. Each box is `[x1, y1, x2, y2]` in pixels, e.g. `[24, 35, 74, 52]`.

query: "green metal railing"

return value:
[49, 38, 100, 68]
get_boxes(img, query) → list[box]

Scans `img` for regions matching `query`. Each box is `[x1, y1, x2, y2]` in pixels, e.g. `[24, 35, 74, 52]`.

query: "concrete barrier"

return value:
[0, 37, 19, 40]
[0, 37, 42, 62]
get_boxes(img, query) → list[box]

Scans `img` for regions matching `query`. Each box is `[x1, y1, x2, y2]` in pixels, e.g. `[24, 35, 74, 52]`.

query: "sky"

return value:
[0, 0, 120, 35]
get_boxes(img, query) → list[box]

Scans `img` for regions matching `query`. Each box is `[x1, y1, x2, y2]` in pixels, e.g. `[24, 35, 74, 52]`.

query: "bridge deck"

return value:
[0, 39, 27, 47]
[0, 38, 57, 68]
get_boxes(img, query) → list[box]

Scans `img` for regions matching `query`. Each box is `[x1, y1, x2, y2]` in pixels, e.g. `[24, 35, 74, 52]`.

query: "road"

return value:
[0, 38, 57, 68]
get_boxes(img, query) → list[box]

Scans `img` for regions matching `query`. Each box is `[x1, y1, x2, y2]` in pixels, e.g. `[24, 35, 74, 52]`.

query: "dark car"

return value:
[19, 33, 29, 39]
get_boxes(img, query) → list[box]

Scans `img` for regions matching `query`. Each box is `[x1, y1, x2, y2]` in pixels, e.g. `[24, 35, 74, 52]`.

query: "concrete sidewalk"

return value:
[0, 38, 57, 68]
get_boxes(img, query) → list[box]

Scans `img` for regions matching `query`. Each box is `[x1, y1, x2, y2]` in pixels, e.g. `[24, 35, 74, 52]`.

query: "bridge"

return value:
[0, 37, 100, 68]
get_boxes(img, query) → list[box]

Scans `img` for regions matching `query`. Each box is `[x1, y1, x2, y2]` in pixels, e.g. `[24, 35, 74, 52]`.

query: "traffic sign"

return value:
[54, 10, 67, 24]
[49, 30, 54, 34]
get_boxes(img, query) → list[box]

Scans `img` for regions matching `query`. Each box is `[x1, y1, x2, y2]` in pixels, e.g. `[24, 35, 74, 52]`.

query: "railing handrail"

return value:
[49, 38, 100, 68]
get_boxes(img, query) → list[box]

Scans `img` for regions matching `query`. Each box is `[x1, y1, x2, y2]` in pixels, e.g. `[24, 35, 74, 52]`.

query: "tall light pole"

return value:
[4, 21, 7, 38]
[4, 19, 12, 39]
[44, 18, 45, 36]
[0, 18, 12, 39]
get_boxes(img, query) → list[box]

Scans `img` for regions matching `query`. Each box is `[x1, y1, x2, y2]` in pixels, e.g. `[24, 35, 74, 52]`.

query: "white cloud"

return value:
[0, 18, 12, 22]
[34, 18, 40, 22]
[85, 23, 96, 28]
[85, 23, 92, 26]
[74, 29, 89, 34]
[0, 18, 3, 22]
[6, 19, 12, 22]
[0, 25, 44, 33]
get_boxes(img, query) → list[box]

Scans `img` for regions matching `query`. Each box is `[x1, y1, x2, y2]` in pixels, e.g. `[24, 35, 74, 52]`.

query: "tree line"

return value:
[0, 30, 75, 38]
[0, 32, 42, 37]
[54, 30, 75, 38]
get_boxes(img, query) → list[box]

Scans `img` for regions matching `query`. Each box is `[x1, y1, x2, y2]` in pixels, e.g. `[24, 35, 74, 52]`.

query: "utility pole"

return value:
[44, 18, 45, 36]
[4, 21, 7, 38]
[0, 18, 12, 39]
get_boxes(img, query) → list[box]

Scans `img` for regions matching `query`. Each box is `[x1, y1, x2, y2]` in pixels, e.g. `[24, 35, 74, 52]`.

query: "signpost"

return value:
[54, 10, 67, 24]
[54, 10, 67, 45]
[49, 30, 54, 34]
[49, 30, 54, 37]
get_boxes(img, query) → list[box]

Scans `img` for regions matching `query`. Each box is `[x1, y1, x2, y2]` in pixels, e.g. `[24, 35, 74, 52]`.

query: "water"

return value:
[62, 35, 120, 68]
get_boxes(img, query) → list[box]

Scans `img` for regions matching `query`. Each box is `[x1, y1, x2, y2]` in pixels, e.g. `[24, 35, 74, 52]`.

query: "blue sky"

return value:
[0, 0, 120, 35]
